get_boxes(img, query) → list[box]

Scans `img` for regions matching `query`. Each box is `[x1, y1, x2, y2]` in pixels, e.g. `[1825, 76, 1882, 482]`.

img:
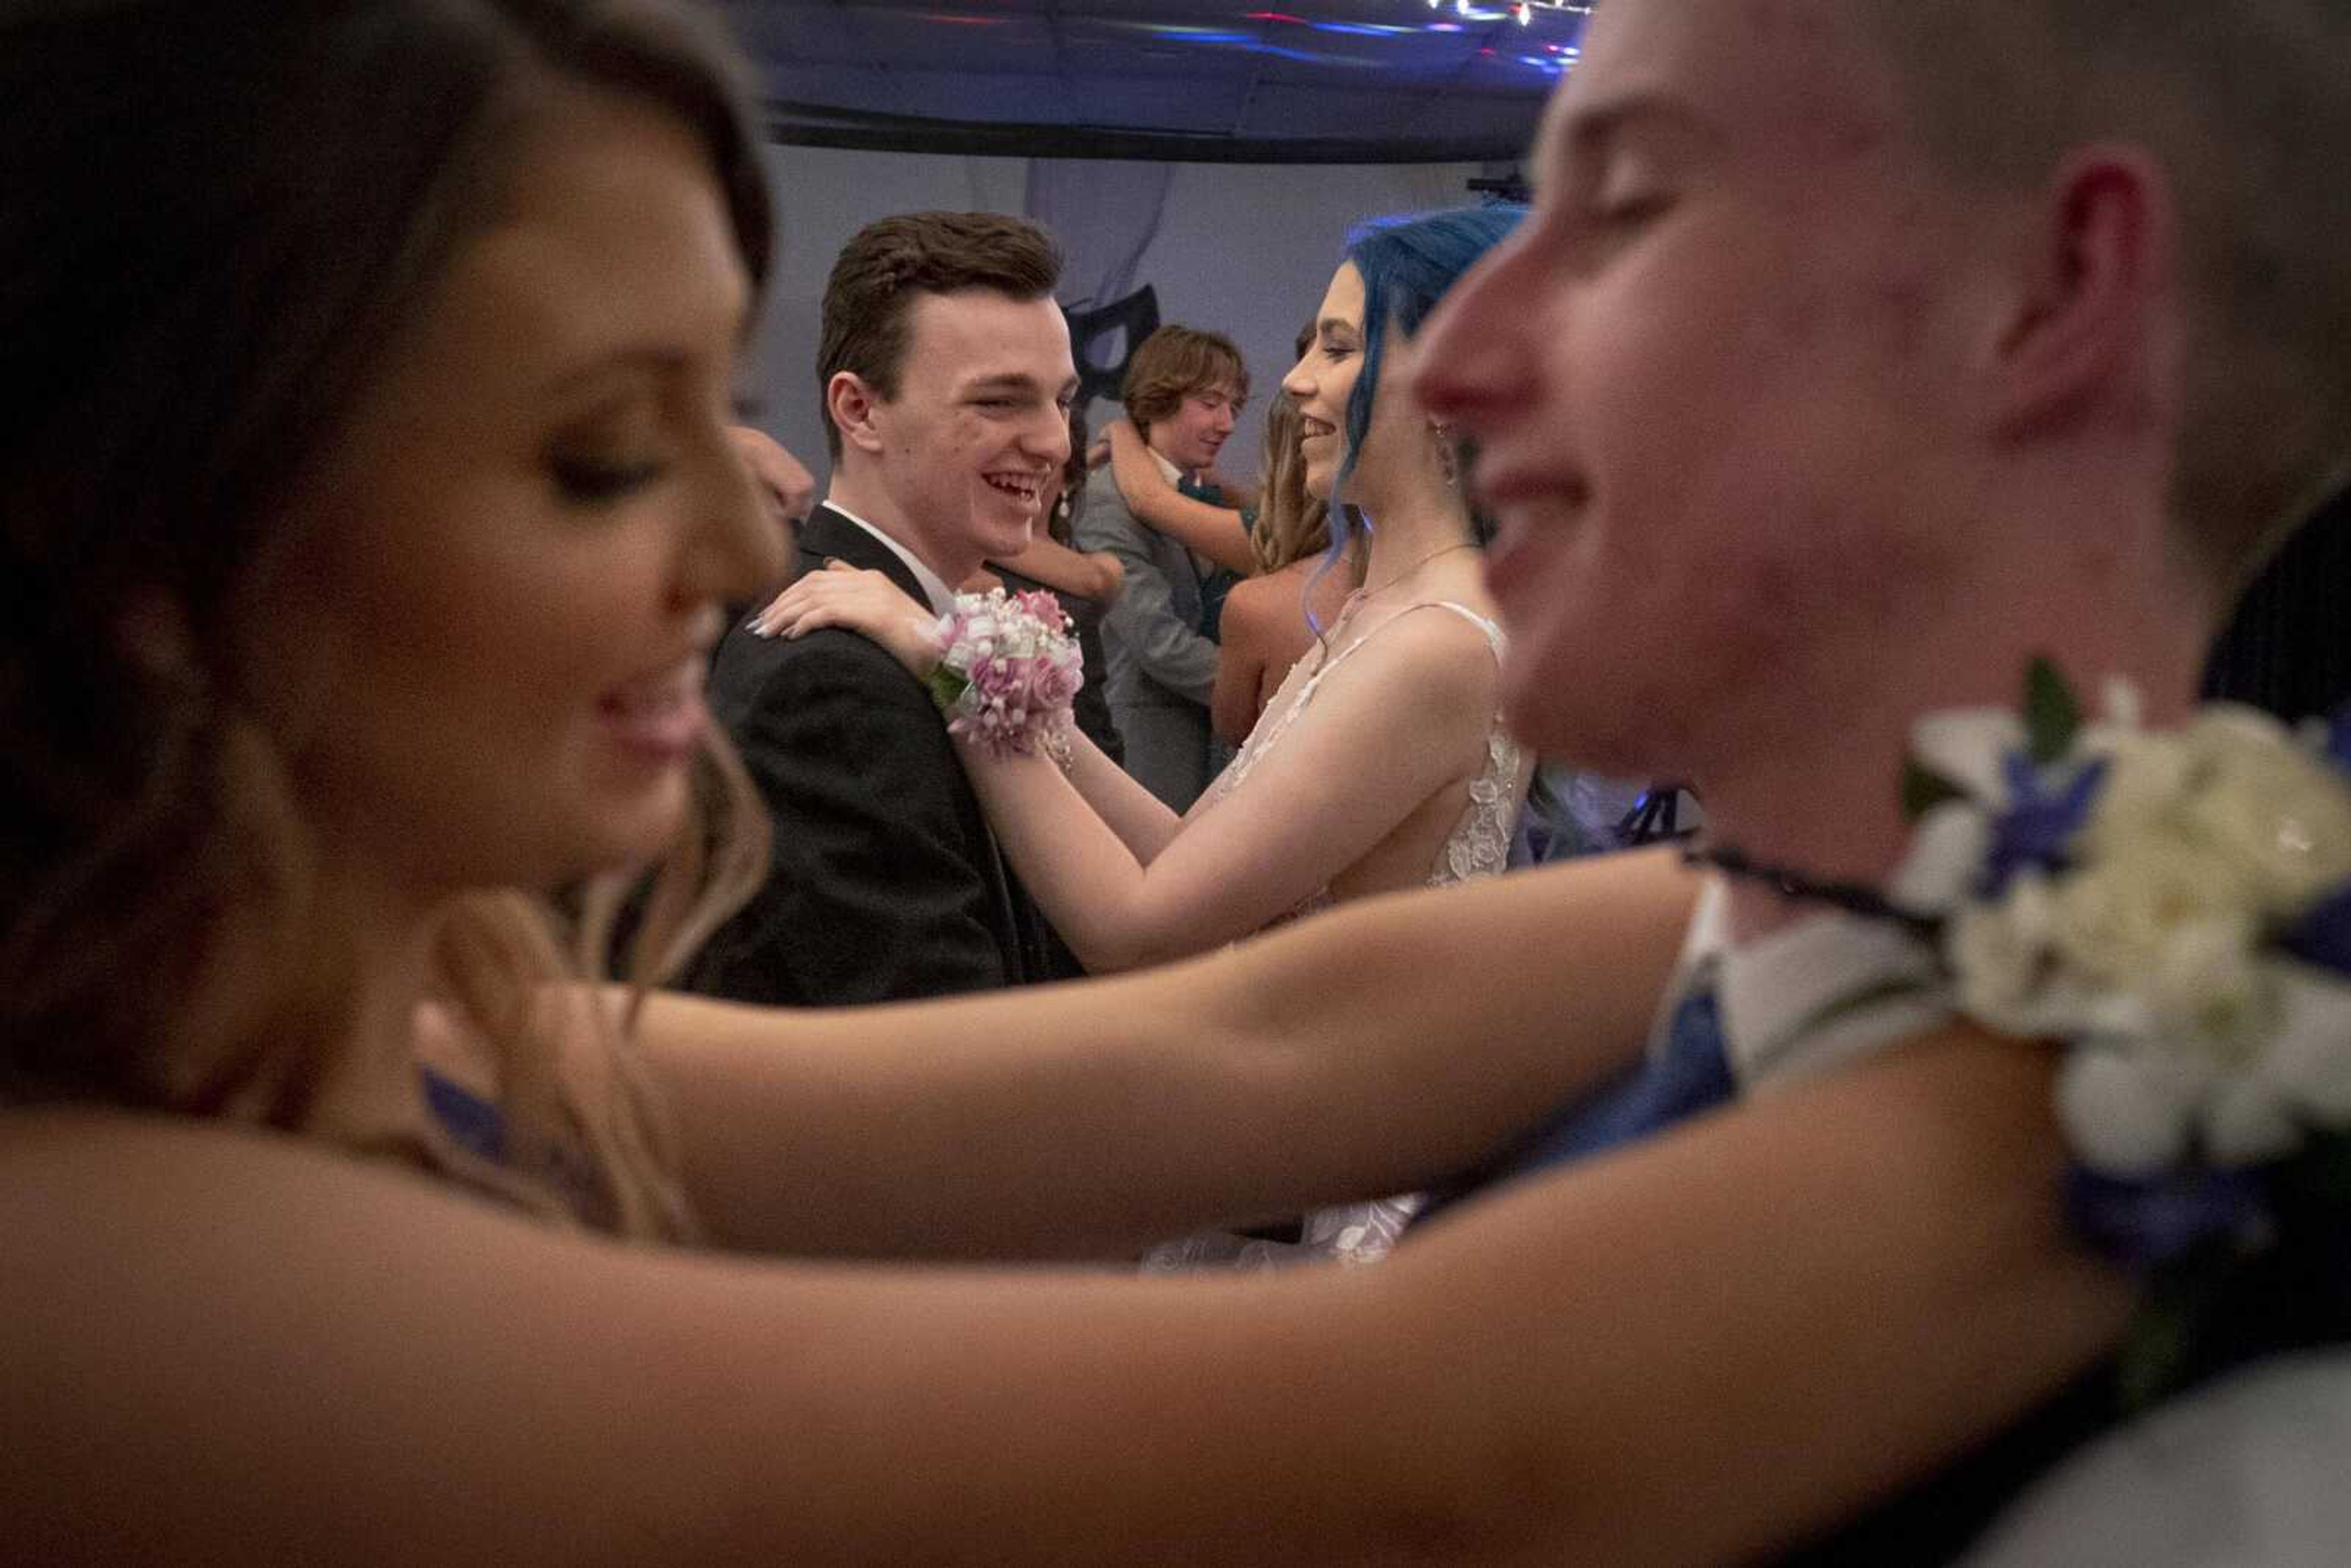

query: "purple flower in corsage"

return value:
[1981, 752, 2108, 898]
[1861, 662, 2351, 1401]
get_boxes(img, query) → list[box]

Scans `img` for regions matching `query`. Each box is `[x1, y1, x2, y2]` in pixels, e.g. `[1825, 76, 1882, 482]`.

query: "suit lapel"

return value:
[797, 505, 932, 607]
[798, 506, 1036, 979]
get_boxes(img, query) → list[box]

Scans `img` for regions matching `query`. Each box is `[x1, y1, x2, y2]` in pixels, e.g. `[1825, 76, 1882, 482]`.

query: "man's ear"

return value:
[1982, 143, 2177, 437]
[826, 370, 888, 456]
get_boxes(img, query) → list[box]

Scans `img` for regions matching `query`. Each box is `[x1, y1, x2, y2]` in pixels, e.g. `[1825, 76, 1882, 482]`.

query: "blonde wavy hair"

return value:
[1123, 325, 1250, 441]
[1253, 321, 1335, 576]
[0, 0, 776, 1239]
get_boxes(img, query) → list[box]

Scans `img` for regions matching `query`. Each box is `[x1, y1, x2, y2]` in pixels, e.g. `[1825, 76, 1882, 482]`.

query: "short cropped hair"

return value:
[1851, 0, 2351, 580]
[1122, 325, 1248, 438]
[816, 211, 1063, 460]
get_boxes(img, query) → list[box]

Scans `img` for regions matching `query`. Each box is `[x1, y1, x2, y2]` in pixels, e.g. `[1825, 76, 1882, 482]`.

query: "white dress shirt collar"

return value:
[823, 501, 958, 617]
[1665, 876, 1951, 1093]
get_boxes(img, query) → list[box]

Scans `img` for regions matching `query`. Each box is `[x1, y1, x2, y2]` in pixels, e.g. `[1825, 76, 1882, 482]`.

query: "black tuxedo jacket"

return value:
[684, 505, 1063, 1005]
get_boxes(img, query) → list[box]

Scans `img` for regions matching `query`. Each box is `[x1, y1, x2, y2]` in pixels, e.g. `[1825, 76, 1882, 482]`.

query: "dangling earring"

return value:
[1431, 421, 1459, 489]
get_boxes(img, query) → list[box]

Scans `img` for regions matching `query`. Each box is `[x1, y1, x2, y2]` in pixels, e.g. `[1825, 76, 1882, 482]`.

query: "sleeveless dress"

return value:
[1142, 599, 1532, 1272]
[1196, 598, 1526, 904]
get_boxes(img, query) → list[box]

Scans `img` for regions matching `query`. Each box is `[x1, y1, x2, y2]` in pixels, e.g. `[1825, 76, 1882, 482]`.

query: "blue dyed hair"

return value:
[1299, 204, 1524, 640]
[1336, 204, 1526, 495]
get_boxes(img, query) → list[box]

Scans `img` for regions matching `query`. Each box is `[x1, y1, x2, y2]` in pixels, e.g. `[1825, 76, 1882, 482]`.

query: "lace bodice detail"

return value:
[1196, 599, 1527, 919]
[1434, 719, 1528, 885]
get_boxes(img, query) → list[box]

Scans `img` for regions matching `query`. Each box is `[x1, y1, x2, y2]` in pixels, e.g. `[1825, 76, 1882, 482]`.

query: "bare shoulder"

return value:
[0, 1107, 591, 1310]
[1327, 601, 1506, 716]
[1220, 570, 1284, 618]
[0, 1111, 654, 1558]
[0, 1105, 356, 1219]
[1216, 572, 1303, 647]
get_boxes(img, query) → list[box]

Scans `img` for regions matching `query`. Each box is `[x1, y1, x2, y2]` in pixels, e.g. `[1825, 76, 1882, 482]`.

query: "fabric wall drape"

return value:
[1024, 160, 1176, 414]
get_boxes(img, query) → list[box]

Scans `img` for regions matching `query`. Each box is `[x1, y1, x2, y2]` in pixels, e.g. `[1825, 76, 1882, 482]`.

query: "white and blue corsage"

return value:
[1788, 662, 2351, 1400]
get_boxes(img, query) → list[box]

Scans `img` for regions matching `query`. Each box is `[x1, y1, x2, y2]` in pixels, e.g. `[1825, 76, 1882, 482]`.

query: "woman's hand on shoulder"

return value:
[750, 561, 942, 678]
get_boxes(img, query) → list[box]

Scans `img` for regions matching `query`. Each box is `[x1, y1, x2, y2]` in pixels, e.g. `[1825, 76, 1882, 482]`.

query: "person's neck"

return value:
[354, 897, 441, 1081]
[1141, 432, 1194, 485]
[1352, 473, 1474, 599]
[1701, 478, 2220, 942]
[822, 470, 978, 587]
[290, 856, 457, 1136]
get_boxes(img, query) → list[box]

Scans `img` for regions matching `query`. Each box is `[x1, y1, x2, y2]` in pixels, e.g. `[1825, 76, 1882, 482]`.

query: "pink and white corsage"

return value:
[925, 588, 1084, 763]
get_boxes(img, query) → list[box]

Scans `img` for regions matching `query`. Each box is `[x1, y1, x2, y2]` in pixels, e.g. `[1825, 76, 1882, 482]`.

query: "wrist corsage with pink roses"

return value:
[1717, 661, 2351, 1402]
[924, 588, 1084, 767]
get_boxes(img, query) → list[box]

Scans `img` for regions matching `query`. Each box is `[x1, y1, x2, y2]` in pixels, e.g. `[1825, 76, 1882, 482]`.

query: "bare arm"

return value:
[751, 596, 1496, 973]
[1103, 418, 1256, 575]
[727, 424, 816, 527]
[973, 610, 1501, 971]
[1380, 1033, 2134, 1564]
[641, 848, 1696, 1260]
[1057, 719, 1187, 862]
[755, 577, 1504, 971]
[0, 1035, 2129, 1565]
[752, 565, 1184, 865]
[1210, 471, 1261, 510]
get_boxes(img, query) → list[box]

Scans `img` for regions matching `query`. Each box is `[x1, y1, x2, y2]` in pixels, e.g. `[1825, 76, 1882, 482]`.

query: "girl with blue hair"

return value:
[770, 207, 1535, 1262]
[771, 208, 1531, 942]
[1307, 206, 1523, 555]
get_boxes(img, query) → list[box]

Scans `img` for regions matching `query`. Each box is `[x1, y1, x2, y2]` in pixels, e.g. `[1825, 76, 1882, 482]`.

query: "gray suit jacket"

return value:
[1073, 476, 1218, 807]
[1074, 478, 1218, 710]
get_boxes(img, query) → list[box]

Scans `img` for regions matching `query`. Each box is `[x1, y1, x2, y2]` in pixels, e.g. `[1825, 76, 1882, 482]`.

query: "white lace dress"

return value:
[1141, 599, 1531, 1272]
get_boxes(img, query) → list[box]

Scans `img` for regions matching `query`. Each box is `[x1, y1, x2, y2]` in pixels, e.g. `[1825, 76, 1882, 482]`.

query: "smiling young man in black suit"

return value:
[688, 212, 1079, 1004]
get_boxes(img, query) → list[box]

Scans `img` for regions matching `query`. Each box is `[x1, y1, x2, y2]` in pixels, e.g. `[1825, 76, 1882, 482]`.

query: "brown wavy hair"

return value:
[0, 0, 776, 1237]
[1122, 325, 1249, 441]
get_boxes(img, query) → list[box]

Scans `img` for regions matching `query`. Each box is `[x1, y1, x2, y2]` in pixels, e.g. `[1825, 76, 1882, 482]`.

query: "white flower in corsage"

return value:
[1877, 660, 2351, 1402]
[1889, 663, 2351, 1174]
[924, 588, 1086, 763]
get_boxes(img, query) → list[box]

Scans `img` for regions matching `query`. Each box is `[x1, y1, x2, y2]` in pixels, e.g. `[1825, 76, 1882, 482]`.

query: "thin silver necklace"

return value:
[1352, 539, 1477, 602]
